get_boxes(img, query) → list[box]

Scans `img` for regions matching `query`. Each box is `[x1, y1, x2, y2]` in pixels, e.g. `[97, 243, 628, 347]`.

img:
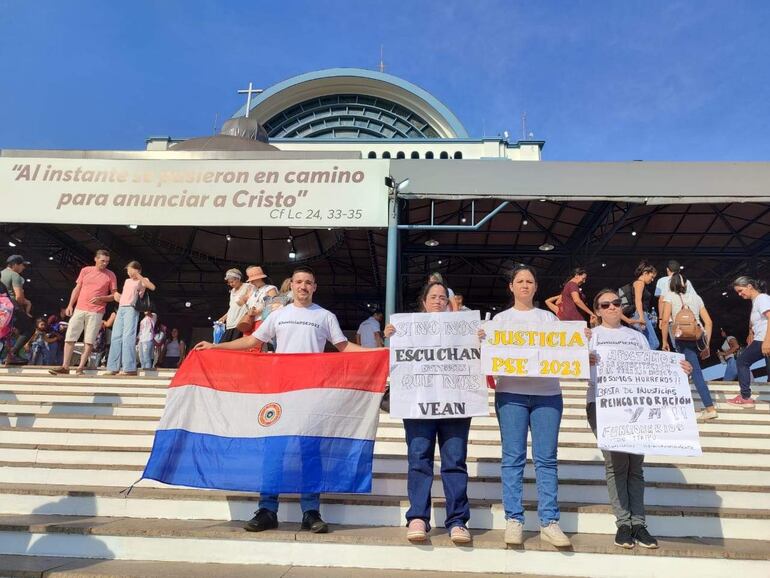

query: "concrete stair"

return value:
[0, 367, 769, 577]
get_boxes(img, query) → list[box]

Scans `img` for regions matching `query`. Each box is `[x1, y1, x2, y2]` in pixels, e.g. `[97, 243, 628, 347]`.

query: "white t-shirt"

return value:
[254, 303, 347, 353]
[356, 316, 381, 348]
[225, 284, 251, 329]
[491, 307, 562, 396]
[663, 290, 705, 322]
[750, 293, 770, 341]
[138, 313, 156, 343]
[655, 275, 696, 300]
[587, 325, 649, 403]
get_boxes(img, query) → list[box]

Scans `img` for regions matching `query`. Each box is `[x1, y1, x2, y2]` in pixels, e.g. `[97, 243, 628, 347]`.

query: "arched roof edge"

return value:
[231, 68, 469, 138]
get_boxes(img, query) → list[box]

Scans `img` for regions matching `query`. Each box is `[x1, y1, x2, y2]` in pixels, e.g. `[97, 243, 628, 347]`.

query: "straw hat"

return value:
[246, 266, 268, 281]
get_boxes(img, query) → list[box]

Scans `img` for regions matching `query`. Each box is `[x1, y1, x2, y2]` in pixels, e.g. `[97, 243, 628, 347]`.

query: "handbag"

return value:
[236, 310, 257, 334]
[134, 290, 153, 313]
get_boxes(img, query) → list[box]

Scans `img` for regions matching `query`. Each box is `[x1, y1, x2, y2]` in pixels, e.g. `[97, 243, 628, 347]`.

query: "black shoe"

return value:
[244, 508, 278, 532]
[301, 510, 329, 533]
[632, 525, 659, 549]
[614, 525, 634, 549]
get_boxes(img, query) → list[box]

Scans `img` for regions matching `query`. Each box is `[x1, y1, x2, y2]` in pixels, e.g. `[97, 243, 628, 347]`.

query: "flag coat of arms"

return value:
[142, 349, 389, 494]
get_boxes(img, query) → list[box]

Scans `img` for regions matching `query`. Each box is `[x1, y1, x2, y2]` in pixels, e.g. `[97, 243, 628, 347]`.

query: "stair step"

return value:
[0, 483, 767, 540]
[0, 515, 767, 577]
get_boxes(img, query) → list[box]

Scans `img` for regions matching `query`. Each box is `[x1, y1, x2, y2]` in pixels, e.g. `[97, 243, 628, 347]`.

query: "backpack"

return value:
[618, 283, 635, 317]
[671, 295, 703, 341]
[0, 282, 14, 340]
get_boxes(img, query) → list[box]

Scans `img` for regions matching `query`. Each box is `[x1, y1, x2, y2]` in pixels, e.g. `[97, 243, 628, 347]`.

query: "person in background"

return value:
[661, 272, 717, 421]
[383, 282, 472, 545]
[138, 311, 157, 370]
[92, 309, 116, 369]
[104, 261, 156, 376]
[729, 276, 770, 406]
[244, 266, 279, 336]
[717, 328, 740, 381]
[26, 318, 56, 365]
[654, 260, 695, 347]
[278, 277, 293, 305]
[45, 315, 63, 366]
[1, 255, 34, 366]
[454, 293, 470, 311]
[194, 266, 372, 535]
[153, 324, 167, 368]
[483, 265, 572, 548]
[544, 294, 562, 317]
[355, 310, 384, 348]
[162, 328, 186, 368]
[217, 269, 250, 343]
[559, 267, 597, 325]
[587, 289, 692, 549]
[49, 249, 118, 376]
[427, 272, 457, 311]
[622, 261, 659, 349]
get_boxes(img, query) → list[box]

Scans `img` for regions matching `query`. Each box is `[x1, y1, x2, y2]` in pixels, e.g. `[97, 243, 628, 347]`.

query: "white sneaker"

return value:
[540, 521, 571, 547]
[504, 519, 524, 545]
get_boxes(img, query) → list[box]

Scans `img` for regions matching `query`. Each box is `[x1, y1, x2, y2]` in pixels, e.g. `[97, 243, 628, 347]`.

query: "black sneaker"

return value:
[301, 510, 329, 533]
[614, 525, 634, 549]
[632, 525, 659, 549]
[244, 508, 278, 532]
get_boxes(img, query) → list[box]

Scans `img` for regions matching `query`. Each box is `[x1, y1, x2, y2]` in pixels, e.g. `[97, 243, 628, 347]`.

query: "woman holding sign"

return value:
[383, 281, 473, 545]
[586, 289, 692, 549]
[485, 265, 572, 548]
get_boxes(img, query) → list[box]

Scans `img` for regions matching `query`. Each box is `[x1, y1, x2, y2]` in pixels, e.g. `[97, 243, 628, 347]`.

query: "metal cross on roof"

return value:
[237, 82, 263, 117]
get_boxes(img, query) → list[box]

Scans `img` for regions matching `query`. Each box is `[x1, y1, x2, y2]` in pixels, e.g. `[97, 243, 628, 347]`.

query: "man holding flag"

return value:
[194, 266, 373, 534]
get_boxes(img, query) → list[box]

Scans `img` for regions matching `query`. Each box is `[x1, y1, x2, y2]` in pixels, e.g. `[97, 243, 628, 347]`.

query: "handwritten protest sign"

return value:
[389, 311, 489, 419]
[595, 348, 702, 456]
[481, 321, 589, 379]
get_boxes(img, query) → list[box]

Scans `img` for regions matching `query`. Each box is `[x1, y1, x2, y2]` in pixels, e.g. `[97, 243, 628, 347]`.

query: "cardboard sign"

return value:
[389, 311, 489, 419]
[481, 321, 589, 379]
[595, 348, 702, 456]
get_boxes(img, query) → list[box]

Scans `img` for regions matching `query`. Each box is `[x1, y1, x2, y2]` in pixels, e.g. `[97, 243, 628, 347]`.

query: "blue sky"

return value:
[1, 0, 769, 160]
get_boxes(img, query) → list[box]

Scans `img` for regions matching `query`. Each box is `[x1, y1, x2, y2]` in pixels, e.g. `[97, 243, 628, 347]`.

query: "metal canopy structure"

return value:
[390, 160, 770, 204]
[2, 154, 769, 339]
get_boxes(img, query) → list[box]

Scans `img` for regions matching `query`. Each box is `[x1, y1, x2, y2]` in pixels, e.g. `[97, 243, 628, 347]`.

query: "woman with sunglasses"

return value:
[383, 281, 472, 545]
[586, 289, 692, 550]
[483, 265, 572, 548]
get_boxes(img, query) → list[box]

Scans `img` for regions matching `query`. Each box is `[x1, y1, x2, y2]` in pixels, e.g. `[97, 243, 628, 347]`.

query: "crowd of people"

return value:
[2, 250, 768, 549]
[0, 250, 186, 373]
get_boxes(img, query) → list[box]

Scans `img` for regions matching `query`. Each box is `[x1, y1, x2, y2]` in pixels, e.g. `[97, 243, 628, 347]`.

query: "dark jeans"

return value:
[403, 417, 471, 530]
[587, 403, 646, 527]
[161, 356, 180, 368]
[11, 310, 33, 356]
[737, 341, 764, 399]
[675, 340, 714, 408]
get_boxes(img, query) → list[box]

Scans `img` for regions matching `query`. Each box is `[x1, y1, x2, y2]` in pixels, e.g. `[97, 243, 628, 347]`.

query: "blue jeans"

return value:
[107, 306, 139, 372]
[737, 341, 764, 399]
[495, 392, 563, 526]
[632, 312, 660, 350]
[723, 357, 738, 381]
[259, 493, 320, 514]
[675, 340, 714, 408]
[403, 417, 471, 530]
[139, 341, 154, 369]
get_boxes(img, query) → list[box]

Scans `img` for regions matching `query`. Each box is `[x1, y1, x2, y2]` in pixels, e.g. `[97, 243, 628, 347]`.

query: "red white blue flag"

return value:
[142, 349, 389, 494]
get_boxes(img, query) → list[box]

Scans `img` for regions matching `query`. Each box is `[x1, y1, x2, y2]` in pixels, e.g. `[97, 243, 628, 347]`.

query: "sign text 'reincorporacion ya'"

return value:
[1, 158, 389, 227]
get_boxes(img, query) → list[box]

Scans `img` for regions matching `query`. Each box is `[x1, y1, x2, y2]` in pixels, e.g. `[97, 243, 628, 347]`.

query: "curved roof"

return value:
[232, 68, 468, 139]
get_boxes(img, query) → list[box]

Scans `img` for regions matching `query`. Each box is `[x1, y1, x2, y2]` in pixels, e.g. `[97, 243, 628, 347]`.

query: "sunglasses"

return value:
[598, 299, 622, 310]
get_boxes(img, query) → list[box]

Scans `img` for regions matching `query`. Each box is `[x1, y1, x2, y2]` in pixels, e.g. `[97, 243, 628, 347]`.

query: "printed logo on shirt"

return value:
[276, 320, 321, 329]
[258, 402, 282, 427]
